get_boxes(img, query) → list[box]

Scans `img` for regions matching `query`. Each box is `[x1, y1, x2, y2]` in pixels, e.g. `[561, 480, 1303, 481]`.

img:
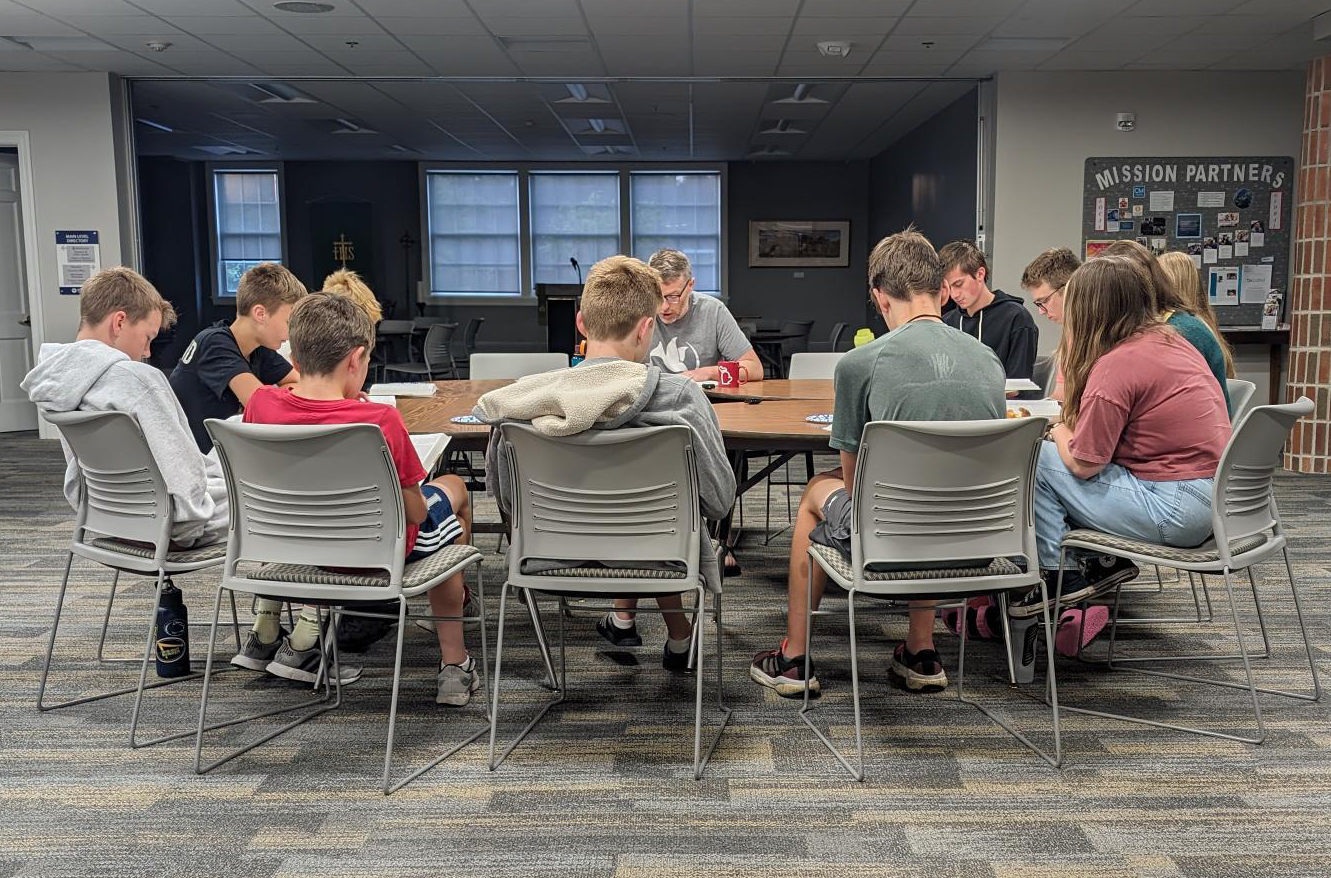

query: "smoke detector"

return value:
[145, 40, 171, 52]
[273, 1, 335, 13]
[816, 41, 851, 58]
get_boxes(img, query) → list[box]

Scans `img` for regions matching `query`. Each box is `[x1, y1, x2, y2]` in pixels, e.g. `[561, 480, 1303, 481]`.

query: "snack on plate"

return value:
[1005, 406, 1032, 419]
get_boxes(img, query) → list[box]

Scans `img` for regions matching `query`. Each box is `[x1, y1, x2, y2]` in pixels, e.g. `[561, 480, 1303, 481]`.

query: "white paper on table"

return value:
[1234, 242, 1249, 257]
[367, 395, 397, 407]
[1198, 191, 1225, 208]
[1218, 245, 1233, 259]
[1149, 190, 1175, 211]
[1005, 378, 1041, 393]
[1240, 264, 1273, 304]
[410, 433, 451, 472]
[368, 382, 437, 397]
[1250, 232, 1265, 247]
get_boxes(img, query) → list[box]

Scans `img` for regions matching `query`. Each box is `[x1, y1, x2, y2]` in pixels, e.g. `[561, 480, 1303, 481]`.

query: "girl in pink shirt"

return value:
[1010, 255, 1231, 619]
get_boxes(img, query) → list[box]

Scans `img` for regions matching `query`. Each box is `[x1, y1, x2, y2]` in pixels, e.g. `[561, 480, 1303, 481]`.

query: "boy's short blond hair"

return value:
[79, 266, 177, 330]
[237, 262, 306, 317]
[321, 269, 383, 323]
[867, 227, 942, 301]
[580, 255, 663, 340]
[287, 292, 375, 377]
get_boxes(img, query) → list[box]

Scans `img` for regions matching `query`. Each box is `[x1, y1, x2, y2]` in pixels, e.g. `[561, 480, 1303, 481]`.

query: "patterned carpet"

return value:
[2, 433, 1330, 877]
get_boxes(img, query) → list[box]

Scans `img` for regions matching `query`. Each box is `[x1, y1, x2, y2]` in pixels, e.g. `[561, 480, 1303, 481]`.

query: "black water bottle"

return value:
[154, 580, 191, 678]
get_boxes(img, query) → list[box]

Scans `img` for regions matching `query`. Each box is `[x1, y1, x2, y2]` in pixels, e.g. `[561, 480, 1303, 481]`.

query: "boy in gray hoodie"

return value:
[21, 267, 229, 548]
[474, 255, 735, 671]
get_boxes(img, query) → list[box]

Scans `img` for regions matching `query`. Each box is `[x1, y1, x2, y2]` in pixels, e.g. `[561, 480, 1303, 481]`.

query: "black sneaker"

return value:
[596, 613, 642, 647]
[890, 643, 948, 693]
[749, 641, 819, 697]
[662, 641, 693, 674]
[1009, 570, 1098, 618]
[1081, 554, 1140, 597]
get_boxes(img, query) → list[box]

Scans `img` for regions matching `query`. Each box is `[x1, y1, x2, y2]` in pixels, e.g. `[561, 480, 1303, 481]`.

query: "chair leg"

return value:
[488, 584, 567, 772]
[95, 569, 120, 664]
[194, 586, 343, 775]
[696, 589, 732, 779]
[1059, 562, 1267, 745]
[525, 592, 559, 691]
[799, 567, 865, 781]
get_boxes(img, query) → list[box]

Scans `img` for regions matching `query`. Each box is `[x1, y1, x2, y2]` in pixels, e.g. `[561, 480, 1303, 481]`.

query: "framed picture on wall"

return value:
[748, 220, 850, 267]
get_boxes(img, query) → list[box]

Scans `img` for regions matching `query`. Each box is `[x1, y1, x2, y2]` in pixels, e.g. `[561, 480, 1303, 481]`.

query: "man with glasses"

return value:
[646, 249, 762, 384]
[1020, 247, 1081, 400]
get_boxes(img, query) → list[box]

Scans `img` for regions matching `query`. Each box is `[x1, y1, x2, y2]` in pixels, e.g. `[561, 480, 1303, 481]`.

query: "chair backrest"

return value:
[1226, 378, 1257, 424]
[470, 352, 569, 380]
[1211, 396, 1312, 555]
[43, 410, 173, 554]
[206, 420, 409, 593]
[828, 322, 850, 352]
[788, 351, 844, 380]
[851, 418, 1046, 580]
[422, 322, 457, 368]
[1032, 355, 1057, 396]
[412, 316, 436, 332]
[500, 423, 700, 589]
[737, 318, 759, 338]
[463, 316, 485, 353]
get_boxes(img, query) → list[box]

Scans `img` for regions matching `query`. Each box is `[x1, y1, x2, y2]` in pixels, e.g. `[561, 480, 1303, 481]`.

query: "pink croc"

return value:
[1055, 605, 1110, 657]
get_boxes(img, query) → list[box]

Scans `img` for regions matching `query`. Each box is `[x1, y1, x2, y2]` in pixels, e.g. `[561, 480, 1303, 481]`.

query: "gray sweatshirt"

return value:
[475, 357, 736, 589]
[22, 340, 230, 547]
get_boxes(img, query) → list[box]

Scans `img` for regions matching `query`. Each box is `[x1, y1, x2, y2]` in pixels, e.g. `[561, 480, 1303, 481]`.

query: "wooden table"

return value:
[704, 379, 834, 402]
[397, 380, 511, 452]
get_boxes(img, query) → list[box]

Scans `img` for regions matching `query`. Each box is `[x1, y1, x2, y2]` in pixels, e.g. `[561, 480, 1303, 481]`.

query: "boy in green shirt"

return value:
[750, 228, 1006, 697]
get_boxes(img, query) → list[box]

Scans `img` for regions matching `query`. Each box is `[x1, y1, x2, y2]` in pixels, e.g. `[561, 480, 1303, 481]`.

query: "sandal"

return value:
[943, 596, 1001, 640]
[1054, 605, 1110, 657]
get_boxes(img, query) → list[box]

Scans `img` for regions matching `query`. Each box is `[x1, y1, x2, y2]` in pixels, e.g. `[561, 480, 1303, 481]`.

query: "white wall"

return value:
[992, 70, 1305, 401]
[0, 73, 128, 354]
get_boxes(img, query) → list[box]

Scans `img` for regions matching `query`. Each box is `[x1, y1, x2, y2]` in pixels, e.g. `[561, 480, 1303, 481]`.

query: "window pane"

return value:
[530, 172, 620, 285]
[214, 171, 283, 297]
[631, 172, 722, 294]
[426, 172, 521, 296]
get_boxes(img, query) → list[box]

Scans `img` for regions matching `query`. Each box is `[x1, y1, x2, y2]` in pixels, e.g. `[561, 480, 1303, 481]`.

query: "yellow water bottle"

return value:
[853, 328, 875, 348]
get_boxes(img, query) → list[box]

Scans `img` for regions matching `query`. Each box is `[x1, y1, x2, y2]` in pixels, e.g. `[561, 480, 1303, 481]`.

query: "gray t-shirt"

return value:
[649, 292, 750, 373]
[830, 320, 1005, 454]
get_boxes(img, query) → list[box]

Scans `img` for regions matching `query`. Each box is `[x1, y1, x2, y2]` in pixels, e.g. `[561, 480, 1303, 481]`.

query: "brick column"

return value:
[1288, 58, 1331, 472]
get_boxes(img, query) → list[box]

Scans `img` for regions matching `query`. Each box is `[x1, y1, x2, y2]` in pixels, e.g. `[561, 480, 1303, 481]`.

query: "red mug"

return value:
[718, 360, 741, 386]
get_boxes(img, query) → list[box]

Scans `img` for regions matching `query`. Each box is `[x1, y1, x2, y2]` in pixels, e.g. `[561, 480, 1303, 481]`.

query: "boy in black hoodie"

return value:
[939, 241, 1038, 395]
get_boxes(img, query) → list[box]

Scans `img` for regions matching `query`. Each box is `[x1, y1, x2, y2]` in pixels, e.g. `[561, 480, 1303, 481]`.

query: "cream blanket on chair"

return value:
[473, 359, 650, 436]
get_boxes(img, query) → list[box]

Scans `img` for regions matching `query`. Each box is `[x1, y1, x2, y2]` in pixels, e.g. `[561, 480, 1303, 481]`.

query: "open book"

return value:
[410, 433, 451, 472]
[368, 382, 437, 397]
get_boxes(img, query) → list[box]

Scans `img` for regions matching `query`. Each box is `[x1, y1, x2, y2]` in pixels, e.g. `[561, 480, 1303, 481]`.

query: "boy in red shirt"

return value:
[235, 293, 478, 706]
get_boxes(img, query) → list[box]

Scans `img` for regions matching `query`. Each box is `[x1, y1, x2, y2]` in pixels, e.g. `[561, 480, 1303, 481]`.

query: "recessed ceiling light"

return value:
[273, 1, 335, 13]
[136, 117, 173, 133]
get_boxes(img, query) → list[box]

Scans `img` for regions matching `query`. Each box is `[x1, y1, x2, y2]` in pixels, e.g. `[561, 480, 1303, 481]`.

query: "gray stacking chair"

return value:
[1055, 397, 1320, 745]
[1227, 378, 1257, 423]
[196, 420, 488, 795]
[1032, 355, 1057, 397]
[798, 417, 1055, 780]
[469, 352, 568, 380]
[787, 352, 843, 380]
[387, 321, 458, 381]
[37, 410, 236, 748]
[487, 423, 731, 779]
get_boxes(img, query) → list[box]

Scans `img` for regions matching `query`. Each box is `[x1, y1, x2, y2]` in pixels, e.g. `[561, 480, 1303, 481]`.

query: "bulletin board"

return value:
[1082, 156, 1293, 326]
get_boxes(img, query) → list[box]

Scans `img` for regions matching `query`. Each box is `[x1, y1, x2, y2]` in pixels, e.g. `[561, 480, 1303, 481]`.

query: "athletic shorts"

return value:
[407, 484, 465, 562]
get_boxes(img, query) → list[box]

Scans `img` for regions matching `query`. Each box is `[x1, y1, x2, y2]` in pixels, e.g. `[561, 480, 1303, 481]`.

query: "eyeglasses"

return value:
[661, 280, 693, 304]
[1033, 284, 1064, 314]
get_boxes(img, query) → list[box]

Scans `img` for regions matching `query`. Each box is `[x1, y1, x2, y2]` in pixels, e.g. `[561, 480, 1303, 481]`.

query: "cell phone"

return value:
[745, 398, 761, 405]
[699, 380, 718, 390]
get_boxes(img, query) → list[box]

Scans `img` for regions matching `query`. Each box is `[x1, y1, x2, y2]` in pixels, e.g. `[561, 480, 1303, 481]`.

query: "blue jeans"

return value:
[1033, 441, 1214, 570]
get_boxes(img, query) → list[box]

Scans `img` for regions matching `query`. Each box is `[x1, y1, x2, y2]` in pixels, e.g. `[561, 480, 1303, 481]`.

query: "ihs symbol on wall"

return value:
[333, 233, 355, 267]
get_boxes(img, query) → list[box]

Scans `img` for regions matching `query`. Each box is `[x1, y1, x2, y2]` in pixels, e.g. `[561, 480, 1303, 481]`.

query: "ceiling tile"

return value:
[158, 15, 286, 35]
[692, 16, 793, 35]
[258, 13, 387, 35]
[0, 12, 86, 36]
[0, 52, 84, 70]
[904, 0, 1024, 15]
[1037, 48, 1130, 70]
[695, 33, 788, 52]
[891, 16, 1004, 36]
[856, 63, 952, 77]
[44, 49, 173, 73]
[879, 33, 983, 52]
[353, 0, 473, 13]
[301, 33, 408, 52]
[992, 13, 1116, 39]
[480, 17, 589, 37]
[130, 0, 253, 14]
[97, 33, 216, 53]
[1197, 15, 1311, 36]
[20, 0, 141, 13]
[790, 16, 899, 34]
[375, 16, 496, 36]
[799, 0, 912, 15]
[148, 51, 263, 75]
[694, 0, 800, 17]
[206, 32, 315, 51]
[1229, 0, 1331, 16]
[1124, 0, 1247, 14]
[53, 15, 186, 34]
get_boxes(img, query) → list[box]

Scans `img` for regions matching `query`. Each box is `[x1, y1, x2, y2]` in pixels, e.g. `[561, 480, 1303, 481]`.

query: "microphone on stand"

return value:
[570, 256, 581, 284]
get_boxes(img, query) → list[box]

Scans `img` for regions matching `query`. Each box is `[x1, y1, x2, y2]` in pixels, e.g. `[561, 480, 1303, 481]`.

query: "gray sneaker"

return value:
[266, 637, 363, 686]
[230, 629, 287, 671]
[436, 656, 480, 706]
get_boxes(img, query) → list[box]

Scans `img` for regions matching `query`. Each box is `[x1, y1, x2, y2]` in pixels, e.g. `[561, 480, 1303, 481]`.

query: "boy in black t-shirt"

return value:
[170, 262, 307, 452]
